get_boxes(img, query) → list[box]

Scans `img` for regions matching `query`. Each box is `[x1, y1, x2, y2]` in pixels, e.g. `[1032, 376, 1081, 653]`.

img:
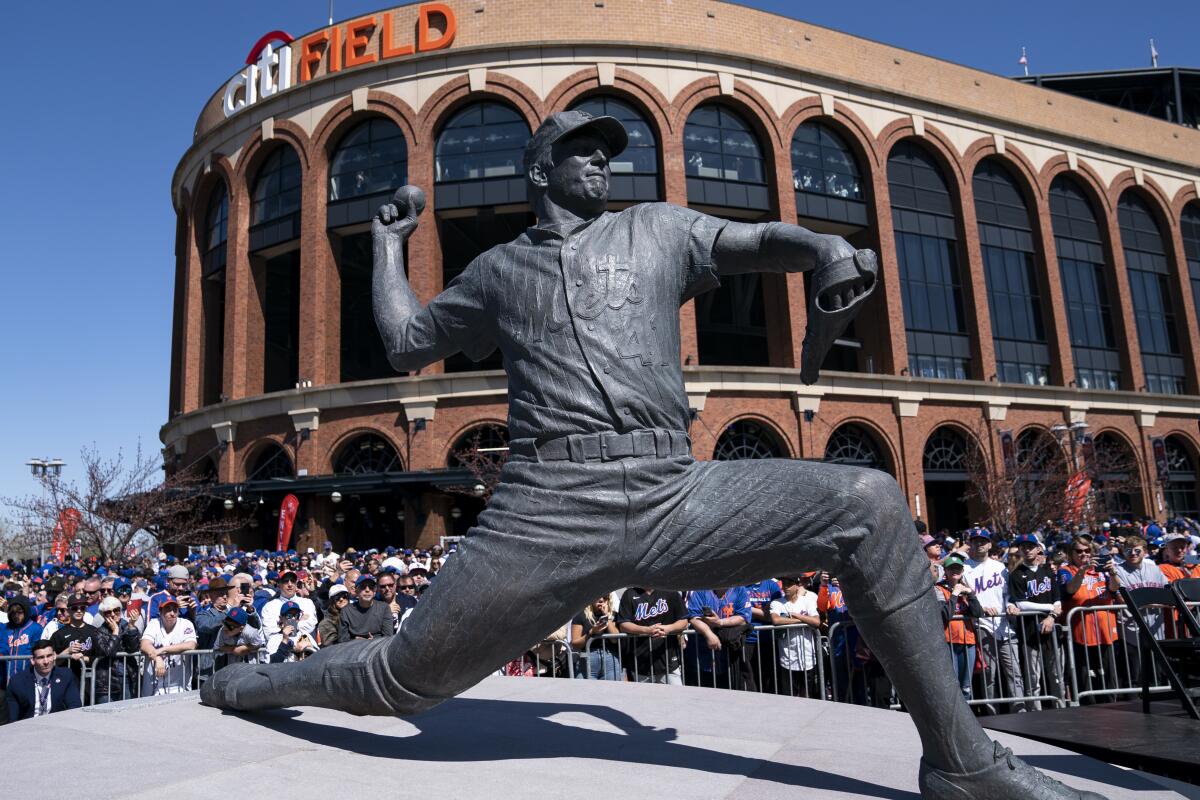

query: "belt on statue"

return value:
[508, 429, 692, 463]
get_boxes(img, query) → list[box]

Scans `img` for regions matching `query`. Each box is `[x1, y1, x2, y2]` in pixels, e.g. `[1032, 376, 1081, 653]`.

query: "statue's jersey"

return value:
[421, 203, 727, 441]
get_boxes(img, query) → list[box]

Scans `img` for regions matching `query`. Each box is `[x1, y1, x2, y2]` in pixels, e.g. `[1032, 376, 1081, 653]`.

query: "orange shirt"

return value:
[1159, 562, 1200, 583]
[1058, 564, 1118, 646]
[935, 584, 976, 646]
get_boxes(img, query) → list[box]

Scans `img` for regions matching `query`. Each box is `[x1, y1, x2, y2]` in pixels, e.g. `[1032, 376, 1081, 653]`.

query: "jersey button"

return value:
[603, 367, 611, 374]
[575, 279, 583, 286]
[587, 324, 595, 331]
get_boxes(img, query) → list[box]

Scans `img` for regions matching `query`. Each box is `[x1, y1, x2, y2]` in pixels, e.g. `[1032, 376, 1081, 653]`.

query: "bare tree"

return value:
[3, 444, 243, 562]
[445, 428, 507, 503]
[963, 426, 1071, 538]
[1084, 435, 1145, 526]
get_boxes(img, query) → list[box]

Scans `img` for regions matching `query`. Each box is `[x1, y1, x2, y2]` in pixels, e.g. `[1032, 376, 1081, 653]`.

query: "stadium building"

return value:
[164, 0, 1200, 551]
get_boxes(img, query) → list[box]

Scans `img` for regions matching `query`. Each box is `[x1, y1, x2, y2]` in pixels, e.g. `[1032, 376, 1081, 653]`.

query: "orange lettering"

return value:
[344, 16, 378, 68]
[418, 3, 457, 52]
[299, 33, 328, 82]
[329, 25, 342, 73]
[381, 12, 415, 59]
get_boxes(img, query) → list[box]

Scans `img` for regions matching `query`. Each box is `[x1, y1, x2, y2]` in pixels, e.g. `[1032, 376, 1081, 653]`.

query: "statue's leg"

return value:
[625, 456, 1104, 800]
[202, 458, 627, 715]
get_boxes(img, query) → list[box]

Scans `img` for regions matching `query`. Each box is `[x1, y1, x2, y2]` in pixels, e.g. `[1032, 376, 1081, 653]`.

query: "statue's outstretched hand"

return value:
[799, 246, 879, 385]
[373, 185, 426, 243]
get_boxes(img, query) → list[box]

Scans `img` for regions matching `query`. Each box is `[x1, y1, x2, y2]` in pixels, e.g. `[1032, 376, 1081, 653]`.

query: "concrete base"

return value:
[2, 676, 1196, 799]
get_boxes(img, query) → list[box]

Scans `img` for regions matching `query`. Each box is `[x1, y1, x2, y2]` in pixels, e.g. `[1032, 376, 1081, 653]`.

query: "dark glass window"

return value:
[1118, 191, 1184, 394]
[204, 188, 228, 266]
[248, 444, 293, 481]
[683, 105, 765, 185]
[973, 160, 1048, 386]
[334, 434, 404, 475]
[1049, 176, 1120, 391]
[1164, 436, 1199, 518]
[791, 122, 862, 200]
[263, 250, 300, 394]
[570, 96, 658, 176]
[714, 420, 785, 460]
[339, 232, 393, 383]
[329, 118, 407, 202]
[435, 102, 529, 183]
[824, 424, 888, 472]
[201, 185, 228, 406]
[1181, 203, 1200, 356]
[888, 141, 970, 380]
[251, 146, 301, 227]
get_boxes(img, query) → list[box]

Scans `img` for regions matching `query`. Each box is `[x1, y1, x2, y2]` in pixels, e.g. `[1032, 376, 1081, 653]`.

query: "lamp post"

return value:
[1051, 421, 1089, 471]
[25, 457, 66, 563]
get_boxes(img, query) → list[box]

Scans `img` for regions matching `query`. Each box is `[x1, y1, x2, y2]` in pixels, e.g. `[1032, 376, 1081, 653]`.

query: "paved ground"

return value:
[1, 676, 1194, 799]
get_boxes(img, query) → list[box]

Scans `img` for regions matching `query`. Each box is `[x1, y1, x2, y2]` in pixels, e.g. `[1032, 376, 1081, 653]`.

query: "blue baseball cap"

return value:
[225, 606, 249, 626]
[968, 526, 993, 541]
[280, 600, 301, 616]
[1013, 533, 1042, 547]
[355, 574, 377, 589]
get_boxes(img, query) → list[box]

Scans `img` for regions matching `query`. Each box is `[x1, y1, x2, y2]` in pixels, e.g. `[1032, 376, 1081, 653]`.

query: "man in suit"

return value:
[5, 640, 81, 722]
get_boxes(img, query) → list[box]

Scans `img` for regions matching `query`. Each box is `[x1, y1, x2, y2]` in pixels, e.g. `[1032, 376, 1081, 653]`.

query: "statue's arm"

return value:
[373, 187, 488, 372]
[713, 220, 854, 275]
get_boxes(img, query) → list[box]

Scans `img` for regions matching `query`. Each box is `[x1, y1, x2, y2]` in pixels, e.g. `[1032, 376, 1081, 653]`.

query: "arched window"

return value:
[201, 185, 228, 407]
[1015, 428, 1065, 475]
[922, 427, 971, 534]
[247, 443, 293, 481]
[448, 423, 509, 468]
[334, 434, 404, 475]
[714, 420, 785, 460]
[338, 233, 392, 382]
[683, 104, 769, 210]
[973, 160, 1048, 386]
[1119, 191, 1184, 394]
[824, 424, 887, 471]
[1180, 203, 1200, 352]
[251, 146, 302, 228]
[1164, 436, 1199, 518]
[888, 141, 970, 380]
[1049, 176, 1119, 390]
[791, 121, 866, 226]
[1090, 433, 1139, 519]
[328, 118, 407, 227]
[570, 95, 660, 202]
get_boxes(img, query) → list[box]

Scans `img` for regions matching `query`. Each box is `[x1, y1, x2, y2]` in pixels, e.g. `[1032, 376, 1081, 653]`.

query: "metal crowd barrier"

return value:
[501, 639, 575, 679]
[1064, 601, 1200, 705]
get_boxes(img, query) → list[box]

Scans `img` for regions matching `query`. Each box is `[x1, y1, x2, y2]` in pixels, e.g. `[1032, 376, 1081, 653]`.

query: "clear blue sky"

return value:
[0, 0, 1195, 508]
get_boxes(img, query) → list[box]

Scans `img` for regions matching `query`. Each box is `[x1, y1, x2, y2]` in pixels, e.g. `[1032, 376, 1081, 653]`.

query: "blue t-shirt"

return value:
[744, 579, 782, 645]
[687, 588, 752, 672]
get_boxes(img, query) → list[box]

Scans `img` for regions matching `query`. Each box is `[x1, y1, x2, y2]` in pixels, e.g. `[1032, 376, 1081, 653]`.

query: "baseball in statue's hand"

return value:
[373, 185, 426, 241]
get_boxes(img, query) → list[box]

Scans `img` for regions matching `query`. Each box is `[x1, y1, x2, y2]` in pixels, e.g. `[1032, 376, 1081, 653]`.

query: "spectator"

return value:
[139, 598, 198, 696]
[963, 527, 1024, 713]
[686, 586, 751, 690]
[934, 555, 984, 702]
[49, 594, 104, 687]
[261, 571, 317, 639]
[1158, 532, 1200, 582]
[768, 576, 821, 698]
[921, 535, 944, 582]
[616, 587, 688, 684]
[267, 601, 318, 663]
[2, 597, 43, 693]
[149, 565, 198, 623]
[1112, 533, 1166, 685]
[743, 578, 782, 693]
[1059, 537, 1121, 704]
[92, 596, 140, 704]
[338, 575, 393, 641]
[569, 594, 622, 681]
[375, 572, 415, 633]
[194, 577, 232, 651]
[40, 595, 69, 641]
[81, 577, 104, 625]
[1008, 533, 1063, 709]
[4, 640, 80, 722]
[317, 585, 351, 646]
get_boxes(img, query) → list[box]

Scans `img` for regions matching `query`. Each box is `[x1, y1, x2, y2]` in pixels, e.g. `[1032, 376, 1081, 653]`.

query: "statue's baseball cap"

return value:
[523, 110, 628, 173]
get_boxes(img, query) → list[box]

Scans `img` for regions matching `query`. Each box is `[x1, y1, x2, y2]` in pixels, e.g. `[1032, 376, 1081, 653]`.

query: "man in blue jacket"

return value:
[2, 597, 43, 689]
[5, 640, 81, 722]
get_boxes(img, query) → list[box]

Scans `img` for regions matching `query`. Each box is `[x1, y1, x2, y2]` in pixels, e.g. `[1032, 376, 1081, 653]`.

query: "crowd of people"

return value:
[1, 516, 1197, 724]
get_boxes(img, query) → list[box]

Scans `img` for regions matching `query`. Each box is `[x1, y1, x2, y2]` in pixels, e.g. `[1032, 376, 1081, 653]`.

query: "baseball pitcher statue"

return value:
[203, 111, 1105, 800]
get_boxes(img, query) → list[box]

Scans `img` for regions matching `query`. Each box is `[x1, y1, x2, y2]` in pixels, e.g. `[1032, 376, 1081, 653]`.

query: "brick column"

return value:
[177, 208, 204, 413]
[662, 125, 700, 364]
[869, 164, 908, 374]
[1031, 192, 1076, 386]
[958, 180, 999, 382]
[896, 412, 924, 518]
[1101, 207, 1146, 391]
[223, 182, 255, 399]
[769, 142, 805, 369]
[299, 157, 337, 386]
[407, 140, 443, 374]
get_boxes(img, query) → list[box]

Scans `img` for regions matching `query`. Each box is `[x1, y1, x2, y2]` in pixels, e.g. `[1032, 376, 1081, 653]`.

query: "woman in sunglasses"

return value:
[93, 596, 141, 704]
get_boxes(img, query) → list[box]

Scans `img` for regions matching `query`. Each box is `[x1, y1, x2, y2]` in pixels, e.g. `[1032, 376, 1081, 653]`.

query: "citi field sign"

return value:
[223, 3, 457, 118]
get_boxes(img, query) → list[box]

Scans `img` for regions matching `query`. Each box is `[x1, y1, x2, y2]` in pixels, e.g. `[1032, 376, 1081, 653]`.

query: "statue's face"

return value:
[545, 131, 610, 215]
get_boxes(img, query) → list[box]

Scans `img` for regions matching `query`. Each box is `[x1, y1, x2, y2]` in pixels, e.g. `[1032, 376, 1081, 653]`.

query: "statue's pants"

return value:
[204, 452, 977, 767]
